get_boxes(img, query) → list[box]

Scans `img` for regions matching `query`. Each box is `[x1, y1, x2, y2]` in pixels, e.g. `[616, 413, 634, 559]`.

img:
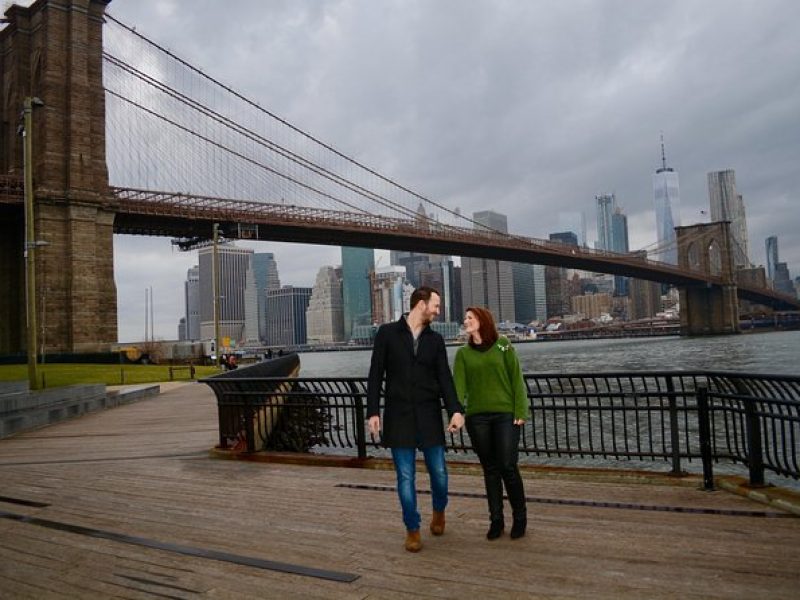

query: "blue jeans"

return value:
[391, 446, 448, 532]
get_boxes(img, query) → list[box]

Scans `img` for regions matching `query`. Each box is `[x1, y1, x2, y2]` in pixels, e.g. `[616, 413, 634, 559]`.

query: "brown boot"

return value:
[405, 530, 422, 552]
[430, 510, 446, 536]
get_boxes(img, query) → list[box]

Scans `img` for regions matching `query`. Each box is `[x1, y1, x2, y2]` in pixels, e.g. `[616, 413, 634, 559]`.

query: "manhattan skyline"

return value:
[33, 0, 796, 342]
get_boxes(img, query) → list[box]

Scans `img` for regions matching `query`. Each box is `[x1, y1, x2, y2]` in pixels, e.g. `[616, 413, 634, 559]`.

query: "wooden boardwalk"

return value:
[1, 382, 799, 599]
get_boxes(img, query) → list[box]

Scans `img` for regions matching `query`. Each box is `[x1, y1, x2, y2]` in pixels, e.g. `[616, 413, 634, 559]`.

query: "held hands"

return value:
[513, 419, 526, 426]
[447, 412, 465, 433]
[369, 413, 465, 435]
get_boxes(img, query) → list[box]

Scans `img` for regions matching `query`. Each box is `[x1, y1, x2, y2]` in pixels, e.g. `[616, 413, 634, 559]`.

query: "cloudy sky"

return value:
[22, 0, 800, 341]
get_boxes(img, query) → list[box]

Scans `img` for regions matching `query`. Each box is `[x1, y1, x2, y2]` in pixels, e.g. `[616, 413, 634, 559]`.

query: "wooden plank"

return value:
[0, 382, 799, 599]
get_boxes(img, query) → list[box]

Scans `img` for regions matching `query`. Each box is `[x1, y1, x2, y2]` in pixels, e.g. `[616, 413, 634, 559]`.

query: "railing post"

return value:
[217, 398, 228, 449]
[349, 380, 367, 460]
[666, 376, 683, 475]
[744, 398, 766, 487]
[696, 386, 714, 491]
[244, 393, 255, 453]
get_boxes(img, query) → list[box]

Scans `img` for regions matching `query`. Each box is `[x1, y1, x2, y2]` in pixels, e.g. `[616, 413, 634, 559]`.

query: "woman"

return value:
[454, 306, 529, 540]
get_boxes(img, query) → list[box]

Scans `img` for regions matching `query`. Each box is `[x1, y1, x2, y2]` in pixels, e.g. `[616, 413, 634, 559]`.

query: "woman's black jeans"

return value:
[466, 412, 527, 523]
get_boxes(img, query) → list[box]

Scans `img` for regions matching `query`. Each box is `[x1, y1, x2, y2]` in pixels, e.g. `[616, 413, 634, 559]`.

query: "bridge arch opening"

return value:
[687, 242, 701, 271]
[708, 239, 722, 276]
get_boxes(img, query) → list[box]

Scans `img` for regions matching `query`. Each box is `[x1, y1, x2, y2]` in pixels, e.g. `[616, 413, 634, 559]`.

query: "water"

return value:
[297, 330, 800, 378]
[295, 330, 799, 485]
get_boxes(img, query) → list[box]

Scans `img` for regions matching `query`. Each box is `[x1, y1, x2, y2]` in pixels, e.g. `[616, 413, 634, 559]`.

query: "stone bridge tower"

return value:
[675, 221, 740, 335]
[1, 0, 116, 354]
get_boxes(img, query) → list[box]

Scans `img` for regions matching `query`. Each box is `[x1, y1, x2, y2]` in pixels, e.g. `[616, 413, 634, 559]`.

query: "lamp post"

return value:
[212, 222, 222, 370]
[22, 96, 44, 391]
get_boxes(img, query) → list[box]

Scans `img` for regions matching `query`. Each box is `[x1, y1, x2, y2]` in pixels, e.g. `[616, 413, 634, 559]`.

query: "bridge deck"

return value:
[1, 383, 798, 599]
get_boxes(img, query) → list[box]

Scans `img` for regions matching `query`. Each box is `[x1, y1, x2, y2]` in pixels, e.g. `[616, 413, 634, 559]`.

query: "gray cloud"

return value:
[100, 0, 800, 340]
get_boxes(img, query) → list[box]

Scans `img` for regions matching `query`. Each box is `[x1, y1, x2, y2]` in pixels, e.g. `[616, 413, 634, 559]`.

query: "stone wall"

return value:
[1, 0, 116, 353]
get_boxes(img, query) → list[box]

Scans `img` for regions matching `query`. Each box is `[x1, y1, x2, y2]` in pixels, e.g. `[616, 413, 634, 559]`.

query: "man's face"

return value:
[421, 294, 441, 324]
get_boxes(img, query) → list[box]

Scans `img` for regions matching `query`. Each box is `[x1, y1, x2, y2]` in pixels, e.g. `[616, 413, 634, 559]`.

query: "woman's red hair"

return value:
[465, 306, 499, 346]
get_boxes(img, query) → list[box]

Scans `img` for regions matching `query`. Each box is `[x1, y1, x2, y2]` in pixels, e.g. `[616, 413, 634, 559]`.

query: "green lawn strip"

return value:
[0, 364, 220, 388]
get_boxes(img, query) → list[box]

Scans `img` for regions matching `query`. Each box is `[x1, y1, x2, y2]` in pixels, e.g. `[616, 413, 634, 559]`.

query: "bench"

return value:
[168, 365, 196, 380]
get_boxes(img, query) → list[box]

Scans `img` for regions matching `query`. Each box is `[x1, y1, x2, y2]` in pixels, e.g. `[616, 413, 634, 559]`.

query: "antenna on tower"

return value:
[656, 131, 674, 174]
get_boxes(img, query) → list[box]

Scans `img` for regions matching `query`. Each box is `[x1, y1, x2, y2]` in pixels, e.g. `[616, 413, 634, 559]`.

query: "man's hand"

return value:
[447, 412, 465, 433]
[367, 415, 381, 437]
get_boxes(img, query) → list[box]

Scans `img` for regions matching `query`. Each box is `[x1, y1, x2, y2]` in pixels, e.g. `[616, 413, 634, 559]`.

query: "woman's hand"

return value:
[513, 419, 526, 426]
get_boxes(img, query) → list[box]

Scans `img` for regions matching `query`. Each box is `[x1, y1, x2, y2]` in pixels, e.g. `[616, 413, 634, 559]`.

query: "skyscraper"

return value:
[512, 263, 546, 324]
[545, 232, 576, 318]
[652, 136, 681, 264]
[531, 264, 547, 322]
[184, 265, 200, 341]
[595, 193, 616, 251]
[461, 210, 515, 322]
[306, 266, 344, 345]
[396, 253, 432, 288]
[708, 169, 750, 268]
[265, 286, 312, 347]
[252, 253, 280, 342]
[773, 263, 795, 296]
[341, 246, 374, 340]
[243, 260, 260, 344]
[371, 265, 407, 324]
[628, 251, 662, 319]
[198, 244, 253, 343]
[765, 236, 779, 283]
[473, 210, 509, 233]
[549, 231, 579, 247]
[610, 207, 630, 296]
[558, 211, 587, 247]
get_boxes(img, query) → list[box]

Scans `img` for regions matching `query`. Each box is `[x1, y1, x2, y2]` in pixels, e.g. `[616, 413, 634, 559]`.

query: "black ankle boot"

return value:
[510, 518, 527, 539]
[486, 520, 504, 540]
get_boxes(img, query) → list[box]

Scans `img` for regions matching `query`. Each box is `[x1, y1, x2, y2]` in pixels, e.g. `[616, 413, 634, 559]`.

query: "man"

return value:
[367, 286, 465, 552]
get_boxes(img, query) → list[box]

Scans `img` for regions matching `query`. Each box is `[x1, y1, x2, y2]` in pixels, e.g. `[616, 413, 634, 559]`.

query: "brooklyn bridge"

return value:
[1, 0, 797, 355]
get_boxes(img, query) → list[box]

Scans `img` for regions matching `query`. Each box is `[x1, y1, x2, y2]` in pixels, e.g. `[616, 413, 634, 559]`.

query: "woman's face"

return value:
[463, 311, 480, 335]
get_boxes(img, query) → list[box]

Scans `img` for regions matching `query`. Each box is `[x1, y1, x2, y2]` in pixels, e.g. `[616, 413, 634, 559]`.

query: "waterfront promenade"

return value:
[1, 383, 799, 598]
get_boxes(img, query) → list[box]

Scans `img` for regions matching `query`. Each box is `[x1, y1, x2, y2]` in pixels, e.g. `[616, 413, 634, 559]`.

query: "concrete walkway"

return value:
[0, 382, 798, 599]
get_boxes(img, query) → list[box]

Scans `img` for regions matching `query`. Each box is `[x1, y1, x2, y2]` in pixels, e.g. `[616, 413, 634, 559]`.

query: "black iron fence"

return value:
[203, 367, 800, 488]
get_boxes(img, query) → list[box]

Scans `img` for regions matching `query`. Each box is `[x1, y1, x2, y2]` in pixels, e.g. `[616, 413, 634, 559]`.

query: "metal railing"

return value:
[207, 370, 800, 488]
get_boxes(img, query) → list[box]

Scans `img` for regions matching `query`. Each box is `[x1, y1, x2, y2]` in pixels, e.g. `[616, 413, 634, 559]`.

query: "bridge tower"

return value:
[675, 221, 740, 335]
[1, 0, 116, 354]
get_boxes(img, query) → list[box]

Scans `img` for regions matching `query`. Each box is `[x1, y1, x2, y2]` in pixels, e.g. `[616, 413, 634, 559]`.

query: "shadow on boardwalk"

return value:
[1, 383, 798, 599]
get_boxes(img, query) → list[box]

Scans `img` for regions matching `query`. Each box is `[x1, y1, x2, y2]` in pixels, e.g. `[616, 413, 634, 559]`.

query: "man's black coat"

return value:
[367, 316, 463, 448]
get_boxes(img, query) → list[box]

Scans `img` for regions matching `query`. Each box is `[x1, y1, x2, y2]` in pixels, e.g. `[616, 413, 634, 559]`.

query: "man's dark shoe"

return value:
[510, 518, 527, 539]
[486, 520, 504, 540]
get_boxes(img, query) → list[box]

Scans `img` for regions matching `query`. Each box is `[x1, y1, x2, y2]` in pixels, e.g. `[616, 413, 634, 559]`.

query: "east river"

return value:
[295, 330, 799, 483]
[297, 330, 800, 378]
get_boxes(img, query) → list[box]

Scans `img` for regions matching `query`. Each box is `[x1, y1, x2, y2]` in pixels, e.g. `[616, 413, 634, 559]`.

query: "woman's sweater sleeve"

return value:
[505, 344, 529, 421]
[453, 348, 467, 408]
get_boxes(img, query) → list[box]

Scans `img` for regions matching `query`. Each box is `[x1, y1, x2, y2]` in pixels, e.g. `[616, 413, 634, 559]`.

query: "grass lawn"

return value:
[0, 363, 221, 388]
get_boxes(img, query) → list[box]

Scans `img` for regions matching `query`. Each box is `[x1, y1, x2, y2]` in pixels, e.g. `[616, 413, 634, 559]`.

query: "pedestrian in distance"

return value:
[367, 286, 465, 552]
[454, 306, 529, 540]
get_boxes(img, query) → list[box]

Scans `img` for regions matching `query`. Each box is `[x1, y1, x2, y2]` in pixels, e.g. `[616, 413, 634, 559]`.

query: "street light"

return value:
[212, 222, 222, 370]
[22, 96, 44, 391]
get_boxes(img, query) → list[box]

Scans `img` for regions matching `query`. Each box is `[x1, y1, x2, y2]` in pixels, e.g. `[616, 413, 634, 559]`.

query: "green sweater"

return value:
[453, 336, 529, 421]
